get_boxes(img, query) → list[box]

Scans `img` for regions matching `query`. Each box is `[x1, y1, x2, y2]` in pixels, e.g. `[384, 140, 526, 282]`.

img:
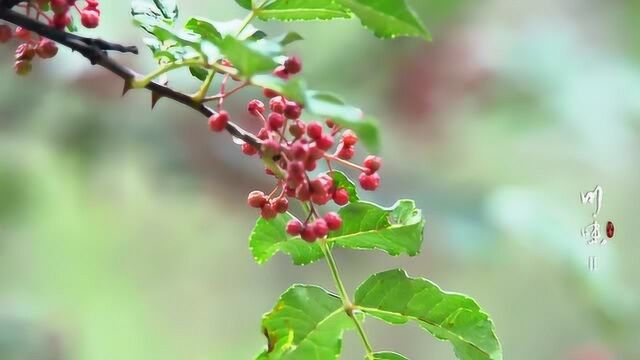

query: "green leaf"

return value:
[328, 200, 424, 257]
[251, 75, 307, 104]
[153, 0, 178, 21]
[217, 36, 279, 77]
[132, 0, 176, 34]
[259, 285, 354, 359]
[355, 270, 502, 360]
[255, 0, 352, 21]
[329, 170, 359, 203]
[189, 66, 209, 81]
[235, 0, 253, 10]
[305, 91, 380, 153]
[249, 213, 324, 265]
[184, 17, 222, 42]
[335, 0, 430, 40]
[272, 32, 304, 46]
[372, 352, 409, 360]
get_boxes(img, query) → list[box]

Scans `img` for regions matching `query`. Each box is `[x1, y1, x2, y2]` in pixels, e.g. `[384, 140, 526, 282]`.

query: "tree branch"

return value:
[0, 7, 262, 149]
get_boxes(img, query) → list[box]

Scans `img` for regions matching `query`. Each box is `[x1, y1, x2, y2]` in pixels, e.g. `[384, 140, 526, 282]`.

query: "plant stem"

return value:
[236, 11, 256, 37]
[319, 240, 375, 359]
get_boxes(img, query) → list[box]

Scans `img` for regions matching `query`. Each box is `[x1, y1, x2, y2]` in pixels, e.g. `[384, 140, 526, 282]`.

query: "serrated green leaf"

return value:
[251, 74, 307, 104]
[335, 0, 430, 40]
[372, 352, 409, 360]
[153, 0, 178, 21]
[328, 200, 424, 257]
[235, 0, 253, 10]
[255, 0, 351, 21]
[272, 32, 304, 46]
[355, 270, 502, 360]
[250, 200, 423, 265]
[259, 285, 354, 359]
[305, 91, 380, 153]
[330, 170, 359, 203]
[249, 213, 324, 265]
[217, 36, 279, 76]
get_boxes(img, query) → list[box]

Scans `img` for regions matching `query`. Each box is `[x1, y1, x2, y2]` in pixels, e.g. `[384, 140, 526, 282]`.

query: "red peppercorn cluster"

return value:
[0, 0, 101, 75]
[209, 56, 382, 243]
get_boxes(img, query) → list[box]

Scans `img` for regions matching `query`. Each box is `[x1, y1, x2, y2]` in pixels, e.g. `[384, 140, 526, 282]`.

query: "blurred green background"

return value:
[1, 1, 639, 359]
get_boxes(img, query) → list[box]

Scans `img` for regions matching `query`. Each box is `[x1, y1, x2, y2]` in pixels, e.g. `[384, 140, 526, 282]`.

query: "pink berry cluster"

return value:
[208, 56, 382, 243]
[0, 0, 100, 75]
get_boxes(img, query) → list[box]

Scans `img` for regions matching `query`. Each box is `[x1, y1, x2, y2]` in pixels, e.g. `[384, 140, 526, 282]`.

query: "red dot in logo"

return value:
[606, 221, 615, 239]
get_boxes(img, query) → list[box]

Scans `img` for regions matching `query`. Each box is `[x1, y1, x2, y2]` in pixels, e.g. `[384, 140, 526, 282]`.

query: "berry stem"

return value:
[319, 240, 375, 359]
[324, 152, 368, 172]
[203, 81, 249, 102]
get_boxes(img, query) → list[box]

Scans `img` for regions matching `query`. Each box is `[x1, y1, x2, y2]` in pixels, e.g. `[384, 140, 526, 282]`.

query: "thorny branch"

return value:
[0, 6, 262, 149]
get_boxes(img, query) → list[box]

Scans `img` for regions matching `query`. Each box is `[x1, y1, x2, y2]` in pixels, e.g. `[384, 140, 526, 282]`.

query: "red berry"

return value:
[273, 65, 290, 80]
[304, 159, 317, 171]
[257, 128, 269, 140]
[81, 10, 100, 28]
[269, 96, 286, 113]
[261, 203, 277, 220]
[337, 143, 354, 160]
[0, 25, 13, 43]
[311, 193, 330, 205]
[13, 60, 31, 76]
[359, 172, 380, 191]
[324, 212, 342, 230]
[333, 188, 349, 206]
[262, 139, 281, 155]
[307, 144, 324, 160]
[300, 226, 317, 242]
[267, 112, 285, 130]
[284, 56, 302, 74]
[286, 219, 304, 236]
[208, 111, 229, 132]
[342, 130, 358, 147]
[289, 141, 308, 160]
[326, 119, 335, 128]
[309, 179, 326, 196]
[363, 155, 381, 174]
[296, 183, 311, 201]
[284, 101, 302, 119]
[52, 13, 71, 30]
[241, 143, 258, 156]
[316, 134, 334, 151]
[263, 88, 279, 98]
[36, 39, 58, 59]
[247, 190, 267, 208]
[289, 121, 306, 138]
[14, 27, 30, 40]
[306, 121, 323, 140]
[312, 218, 329, 237]
[247, 99, 265, 115]
[274, 197, 289, 213]
[287, 160, 305, 177]
[15, 43, 35, 61]
[50, 0, 68, 13]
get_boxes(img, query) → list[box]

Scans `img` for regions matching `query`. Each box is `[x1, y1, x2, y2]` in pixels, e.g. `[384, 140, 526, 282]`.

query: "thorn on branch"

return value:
[151, 92, 162, 109]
